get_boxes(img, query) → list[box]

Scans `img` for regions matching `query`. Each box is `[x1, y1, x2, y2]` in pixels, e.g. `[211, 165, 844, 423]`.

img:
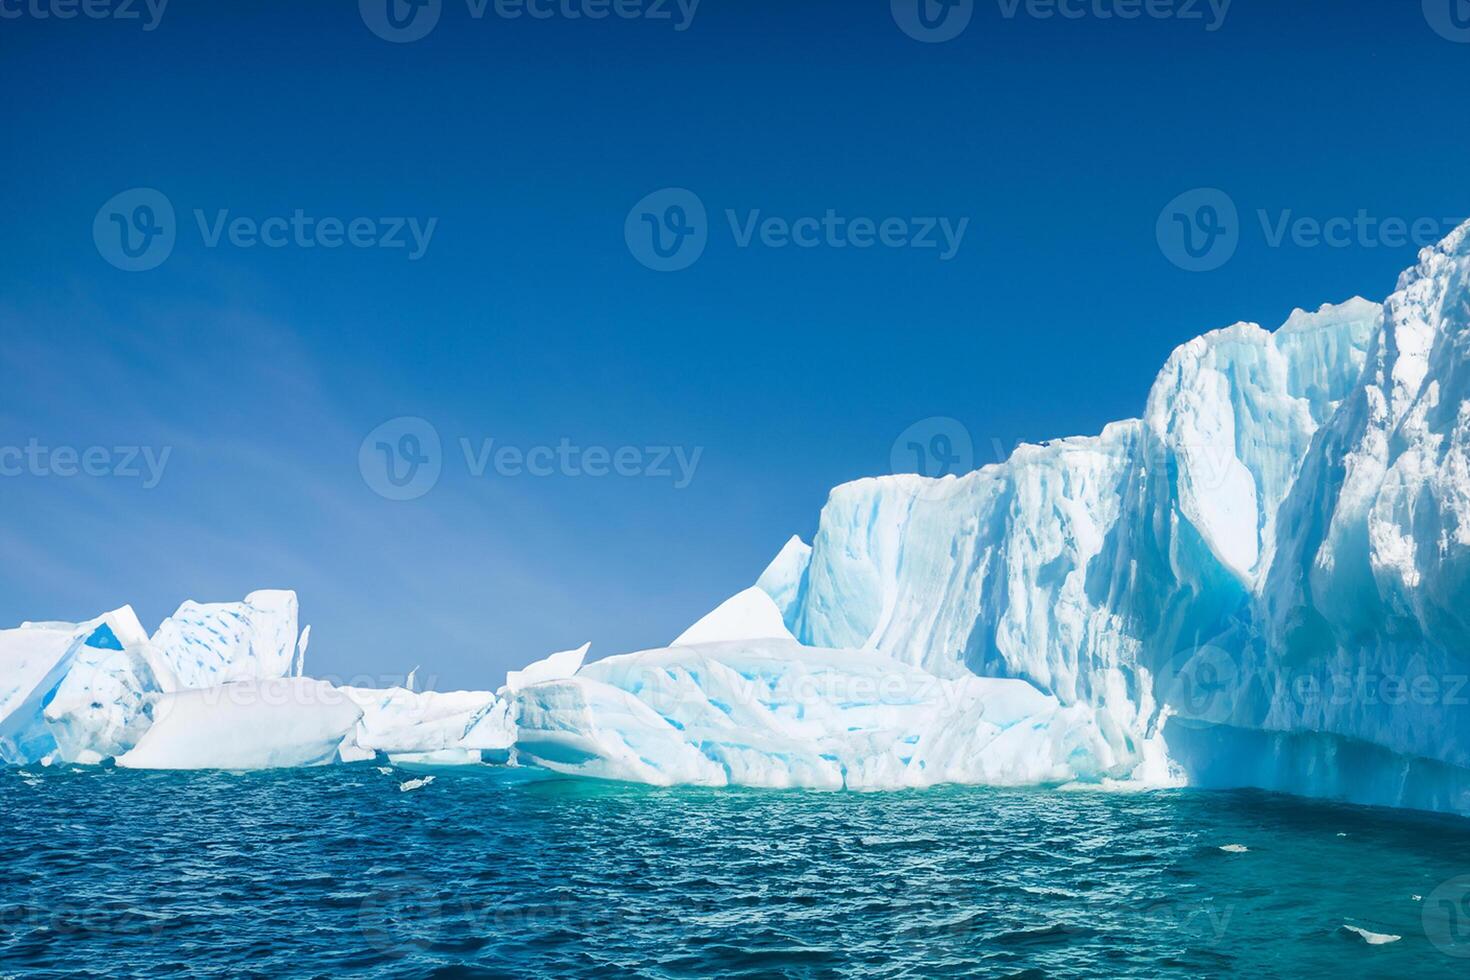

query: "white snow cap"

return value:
[503, 643, 590, 693]
[672, 587, 796, 647]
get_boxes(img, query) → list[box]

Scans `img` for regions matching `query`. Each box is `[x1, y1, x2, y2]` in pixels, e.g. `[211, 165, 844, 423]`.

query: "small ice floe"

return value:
[1336, 832, 1348, 837]
[1218, 844, 1250, 853]
[376, 766, 394, 776]
[1340, 924, 1400, 945]
[1412, 895, 1423, 902]
[399, 776, 435, 793]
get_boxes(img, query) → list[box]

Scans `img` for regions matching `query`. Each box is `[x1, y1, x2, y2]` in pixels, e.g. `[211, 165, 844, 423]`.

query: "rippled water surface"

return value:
[4, 767, 1470, 977]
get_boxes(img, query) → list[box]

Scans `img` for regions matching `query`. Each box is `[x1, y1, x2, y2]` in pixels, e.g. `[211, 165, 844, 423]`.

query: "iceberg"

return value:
[116, 679, 361, 771]
[341, 686, 514, 760]
[37, 590, 309, 765]
[7, 223, 1470, 819]
[749, 225, 1470, 814]
[511, 627, 1129, 790]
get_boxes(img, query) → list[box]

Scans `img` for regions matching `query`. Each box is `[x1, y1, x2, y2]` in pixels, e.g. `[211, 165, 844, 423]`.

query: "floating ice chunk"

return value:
[503, 643, 589, 693]
[671, 587, 795, 647]
[343, 687, 509, 756]
[1340, 924, 1400, 945]
[1218, 844, 1250, 853]
[399, 776, 435, 792]
[116, 678, 361, 770]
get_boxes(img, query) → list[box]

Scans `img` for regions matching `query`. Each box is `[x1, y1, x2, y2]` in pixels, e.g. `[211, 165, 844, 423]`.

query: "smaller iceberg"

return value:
[509, 589, 1129, 790]
[341, 686, 515, 762]
[116, 679, 361, 771]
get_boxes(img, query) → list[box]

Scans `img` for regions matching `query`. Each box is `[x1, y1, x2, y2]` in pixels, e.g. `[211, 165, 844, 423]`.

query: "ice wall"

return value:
[768, 225, 1470, 815]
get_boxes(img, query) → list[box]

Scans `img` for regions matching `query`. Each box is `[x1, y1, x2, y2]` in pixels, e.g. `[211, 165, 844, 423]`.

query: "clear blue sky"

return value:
[2, 0, 1466, 689]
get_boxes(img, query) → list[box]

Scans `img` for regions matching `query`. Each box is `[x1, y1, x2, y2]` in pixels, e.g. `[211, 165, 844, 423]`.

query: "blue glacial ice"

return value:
[755, 223, 1470, 813]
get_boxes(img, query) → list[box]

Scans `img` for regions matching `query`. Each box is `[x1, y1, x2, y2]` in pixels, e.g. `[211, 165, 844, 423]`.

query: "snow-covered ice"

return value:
[503, 643, 589, 694]
[116, 679, 361, 771]
[511, 627, 1130, 790]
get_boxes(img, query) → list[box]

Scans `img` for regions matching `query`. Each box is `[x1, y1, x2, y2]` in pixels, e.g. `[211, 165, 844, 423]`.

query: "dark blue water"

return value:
[4, 766, 1470, 978]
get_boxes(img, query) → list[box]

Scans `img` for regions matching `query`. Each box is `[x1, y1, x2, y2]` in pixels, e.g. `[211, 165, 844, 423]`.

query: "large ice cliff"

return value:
[763, 223, 1470, 814]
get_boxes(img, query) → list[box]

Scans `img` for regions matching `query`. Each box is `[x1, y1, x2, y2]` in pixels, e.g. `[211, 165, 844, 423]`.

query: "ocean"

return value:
[3, 765, 1469, 977]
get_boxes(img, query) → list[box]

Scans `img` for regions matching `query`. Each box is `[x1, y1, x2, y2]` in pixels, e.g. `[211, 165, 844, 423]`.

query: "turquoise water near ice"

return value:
[4, 766, 1470, 978]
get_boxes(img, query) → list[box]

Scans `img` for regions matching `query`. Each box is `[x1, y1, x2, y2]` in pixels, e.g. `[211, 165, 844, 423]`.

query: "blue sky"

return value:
[2, 0, 1467, 689]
